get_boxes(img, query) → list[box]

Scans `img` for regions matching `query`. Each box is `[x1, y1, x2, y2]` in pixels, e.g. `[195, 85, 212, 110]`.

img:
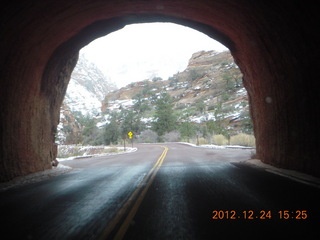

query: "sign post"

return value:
[128, 131, 133, 148]
[122, 135, 126, 151]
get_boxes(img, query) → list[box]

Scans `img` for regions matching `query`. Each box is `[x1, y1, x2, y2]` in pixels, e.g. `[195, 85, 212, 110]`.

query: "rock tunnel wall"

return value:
[0, 0, 319, 181]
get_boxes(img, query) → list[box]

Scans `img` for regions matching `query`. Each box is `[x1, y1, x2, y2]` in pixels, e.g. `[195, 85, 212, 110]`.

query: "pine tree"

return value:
[152, 92, 177, 137]
[179, 122, 195, 142]
[104, 117, 119, 145]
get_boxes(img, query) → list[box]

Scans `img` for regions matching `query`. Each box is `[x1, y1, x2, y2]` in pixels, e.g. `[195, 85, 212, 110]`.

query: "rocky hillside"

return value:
[102, 50, 251, 132]
[57, 50, 253, 145]
[57, 54, 117, 144]
[63, 54, 117, 115]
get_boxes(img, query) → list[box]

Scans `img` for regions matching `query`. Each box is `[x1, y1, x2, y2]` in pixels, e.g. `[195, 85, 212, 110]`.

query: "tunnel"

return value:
[0, 0, 319, 182]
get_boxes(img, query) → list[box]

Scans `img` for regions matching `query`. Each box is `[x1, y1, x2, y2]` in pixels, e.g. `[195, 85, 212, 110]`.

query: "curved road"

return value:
[0, 143, 319, 239]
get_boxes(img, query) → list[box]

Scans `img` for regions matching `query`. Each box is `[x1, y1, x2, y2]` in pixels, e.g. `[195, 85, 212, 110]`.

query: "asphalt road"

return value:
[1, 143, 319, 239]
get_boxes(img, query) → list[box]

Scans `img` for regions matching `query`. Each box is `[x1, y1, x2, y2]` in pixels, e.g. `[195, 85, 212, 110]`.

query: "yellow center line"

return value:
[98, 146, 168, 240]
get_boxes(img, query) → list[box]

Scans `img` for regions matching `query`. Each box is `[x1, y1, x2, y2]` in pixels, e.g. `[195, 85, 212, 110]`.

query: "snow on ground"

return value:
[107, 99, 135, 111]
[179, 142, 254, 149]
[189, 115, 207, 123]
[141, 117, 154, 123]
[180, 142, 226, 149]
[236, 87, 247, 96]
[64, 80, 101, 116]
[57, 145, 137, 161]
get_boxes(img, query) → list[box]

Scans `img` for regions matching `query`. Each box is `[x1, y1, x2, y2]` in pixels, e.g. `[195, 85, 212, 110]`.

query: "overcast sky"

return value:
[81, 23, 228, 88]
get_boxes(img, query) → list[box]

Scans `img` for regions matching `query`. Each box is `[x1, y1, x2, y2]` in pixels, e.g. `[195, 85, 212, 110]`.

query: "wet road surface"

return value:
[0, 143, 319, 239]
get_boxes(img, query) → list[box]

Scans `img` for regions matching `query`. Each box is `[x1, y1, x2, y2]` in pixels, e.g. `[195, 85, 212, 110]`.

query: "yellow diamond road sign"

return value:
[128, 131, 133, 139]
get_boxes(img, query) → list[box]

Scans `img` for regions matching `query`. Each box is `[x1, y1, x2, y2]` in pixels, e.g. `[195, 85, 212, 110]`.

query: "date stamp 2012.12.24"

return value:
[212, 210, 308, 220]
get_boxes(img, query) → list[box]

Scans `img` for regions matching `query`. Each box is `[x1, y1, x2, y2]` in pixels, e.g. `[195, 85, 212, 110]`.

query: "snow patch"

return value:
[108, 99, 135, 111]
[57, 145, 137, 161]
[179, 142, 226, 149]
[179, 142, 254, 149]
[64, 80, 102, 116]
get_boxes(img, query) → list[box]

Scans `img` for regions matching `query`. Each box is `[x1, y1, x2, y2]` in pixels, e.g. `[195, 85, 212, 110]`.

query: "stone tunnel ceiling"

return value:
[0, 0, 319, 181]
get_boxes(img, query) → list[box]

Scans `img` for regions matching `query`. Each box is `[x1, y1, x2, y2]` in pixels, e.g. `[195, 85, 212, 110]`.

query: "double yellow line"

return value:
[99, 146, 168, 240]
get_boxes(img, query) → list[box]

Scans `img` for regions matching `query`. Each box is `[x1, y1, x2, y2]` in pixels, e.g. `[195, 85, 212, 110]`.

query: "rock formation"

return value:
[57, 54, 116, 144]
[102, 50, 248, 133]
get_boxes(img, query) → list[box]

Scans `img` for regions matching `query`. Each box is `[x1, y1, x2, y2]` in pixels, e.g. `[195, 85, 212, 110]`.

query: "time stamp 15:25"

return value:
[212, 210, 308, 220]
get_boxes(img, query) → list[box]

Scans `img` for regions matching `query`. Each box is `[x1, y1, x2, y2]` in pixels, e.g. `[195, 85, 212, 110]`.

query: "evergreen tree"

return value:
[179, 122, 195, 142]
[120, 109, 145, 136]
[104, 116, 119, 145]
[132, 93, 151, 114]
[152, 92, 177, 137]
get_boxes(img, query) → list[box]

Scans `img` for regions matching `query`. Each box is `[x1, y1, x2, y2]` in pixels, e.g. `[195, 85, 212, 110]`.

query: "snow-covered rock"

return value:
[58, 54, 117, 144]
[64, 54, 117, 116]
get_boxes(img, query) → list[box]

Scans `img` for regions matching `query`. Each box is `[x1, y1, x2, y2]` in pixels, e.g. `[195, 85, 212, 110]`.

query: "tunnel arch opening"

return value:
[57, 21, 253, 149]
[1, 1, 318, 182]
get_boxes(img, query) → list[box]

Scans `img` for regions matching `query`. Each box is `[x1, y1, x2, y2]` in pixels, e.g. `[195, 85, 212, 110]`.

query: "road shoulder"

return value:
[235, 159, 320, 189]
[0, 146, 138, 191]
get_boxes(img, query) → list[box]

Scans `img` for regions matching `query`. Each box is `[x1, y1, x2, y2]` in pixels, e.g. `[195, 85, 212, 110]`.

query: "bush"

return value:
[230, 133, 256, 147]
[207, 104, 216, 111]
[198, 137, 208, 145]
[212, 134, 228, 145]
[104, 147, 119, 153]
[57, 145, 85, 158]
[187, 69, 203, 81]
[189, 137, 208, 145]
[163, 131, 181, 142]
[137, 129, 158, 143]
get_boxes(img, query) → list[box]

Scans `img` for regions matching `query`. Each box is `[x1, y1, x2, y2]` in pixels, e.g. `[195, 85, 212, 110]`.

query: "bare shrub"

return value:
[137, 129, 158, 143]
[198, 137, 208, 145]
[105, 147, 119, 153]
[86, 147, 105, 155]
[230, 133, 256, 147]
[212, 134, 228, 145]
[57, 145, 85, 158]
[163, 131, 181, 142]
